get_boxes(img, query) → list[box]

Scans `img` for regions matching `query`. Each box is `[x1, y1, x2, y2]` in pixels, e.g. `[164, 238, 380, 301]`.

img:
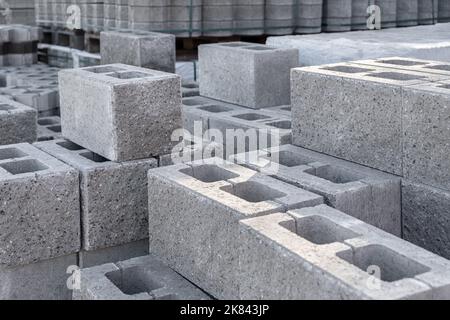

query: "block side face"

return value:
[0, 108, 37, 145]
[59, 72, 115, 160]
[112, 77, 182, 161]
[139, 36, 176, 73]
[100, 33, 141, 66]
[291, 70, 403, 175]
[403, 88, 450, 190]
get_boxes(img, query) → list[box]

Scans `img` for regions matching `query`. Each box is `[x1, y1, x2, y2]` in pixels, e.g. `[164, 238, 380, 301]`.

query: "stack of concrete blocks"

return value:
[147, 158, 450, 299]
[0, 97, 37, 146]
[73, 255, 210, 300]
[100, 30, 176, 73]
[128, 0, 168, 32]
[34, 139, 157, 267]
[80, 0, 104, 32]
[397, 0, 418, 27]
[50, 0, 68, 29]
[148, 158, 324, 299]
[199, 42, 298, 109]
[0, 25, 41, 66]
[37, 116, 62, 141]
[0, 143, 80, 299]
[291, 57, 450, 259]
[103, 0, 116, 29]
[295, 0, 323, 34]
[202, 0, 233, 36]
[44, 44, 101, 68]
[115, 0, 129, 29]
[170, 0, 202, 37]
[418, 0, 439, 25]
[375, 0, 397, 28]
[351, 0, 369, 31]
[265, 0, 295, 35]
[233, 0, 264, 36]
[322, 0, 352, 32]
[1, 0, 36, 25]
[438, 0, 450, 22]
[233, 144, 401, 236]
[239, 206, 450, 299]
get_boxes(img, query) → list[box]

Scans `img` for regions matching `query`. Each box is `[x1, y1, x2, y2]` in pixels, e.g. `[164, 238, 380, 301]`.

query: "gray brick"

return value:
[0, 97, 37, 145]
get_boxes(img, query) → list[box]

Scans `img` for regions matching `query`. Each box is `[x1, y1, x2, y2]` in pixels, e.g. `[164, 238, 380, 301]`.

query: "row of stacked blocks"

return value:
[34, 1, 450, 37]
[1, 38, 450, 299]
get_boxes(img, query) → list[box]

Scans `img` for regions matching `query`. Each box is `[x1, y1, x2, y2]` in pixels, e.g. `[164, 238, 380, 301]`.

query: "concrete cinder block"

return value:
[100, 30, 176, 73]
[0, 143, 80, 267]
[402, 180, 450, 261]
[34, 139, 157, 251]
[199, 42, 298, 109]
[0, 253, 77, 300]
[59, 64, 182, 161]
[37, 116, 62, 141]
[233, 144, 401, 236]
[291, 62, 449, 175]
[148, 158, 323, 299]
[239, 205, 450, 299]
[0, 97, 37, 145]
[73, 255, 210, 300]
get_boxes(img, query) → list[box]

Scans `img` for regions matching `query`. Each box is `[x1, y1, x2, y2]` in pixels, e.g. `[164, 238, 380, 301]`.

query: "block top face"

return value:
[59, 64, 178, 86]
[293, 62, 449, 87]
[148, 158, 323, 217]
[405, 79, 450, 96]
[0, 97, 35, 114]
[0, 143, 75, 180]
[200, 41, 297, 55]
[354, 56, 450, 76]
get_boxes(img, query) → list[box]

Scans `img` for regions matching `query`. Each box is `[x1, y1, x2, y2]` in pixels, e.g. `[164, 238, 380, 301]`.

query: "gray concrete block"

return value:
[418, 0, 439, 25]
[402, 180, 450, 261]
[37, 116, 62, 142]
[148, 158, 323, 299]
[291, 62, 449, 175]
[397, 0, 418, 27]
[322, 0, 352, 32]
[34, 139, 157, 251]
[0, 143, 80, 267]
[73, 255, 210, 300]
[0, 253, 77, 300]
[59, 63, 182, 161]
[351, 0, 369, 31]
[233, 144, 402, 236]
[78, 239, 149, 269]
[199, 42, 298, 109]
[0, 97, 37, 145]
[375, 0, 397, 28]
[402, 80, 450, 191]
[181, 80, 199, 97]
[100, 30, 176, 73]
[239, 205, 450, 299]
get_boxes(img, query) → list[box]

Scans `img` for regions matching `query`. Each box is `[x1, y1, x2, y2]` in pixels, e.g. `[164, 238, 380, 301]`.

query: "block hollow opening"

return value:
[221, 181, 286, 203]
[233, 113, 270, 121]
[180, 164, 239, 183]
[0, 148, 28, 161]
[106, 267, 164, 296]
[0, 159, 49, 175]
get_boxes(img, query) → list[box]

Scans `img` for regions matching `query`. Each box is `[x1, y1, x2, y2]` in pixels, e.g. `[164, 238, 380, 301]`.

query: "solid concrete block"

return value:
[73, 255, 210, 300]
[402, 80, 450, 190]
[0, 143, 80, 267]
[239, 205, 450, 299]
[233, 144, 401, 236]
[199, 42, 298, 109]
[291, 62, 449, 175]
[100, 30, 176, 73]
[0, 253, 77, 300]
[402, 180, 450, 260]
[59, 64, 182, 161]
[148, 158, 323, 299]
[0, 97, 37, 145]
[34, 139, 157, 251]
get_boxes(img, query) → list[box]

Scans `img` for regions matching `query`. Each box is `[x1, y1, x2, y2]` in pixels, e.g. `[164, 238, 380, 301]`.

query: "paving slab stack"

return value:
[233, 0, 264, 36]
[1, 0, 36, 25]
[375, 0, 397, 28]
[439, 0, 450, 22]
[322, 0, 352, 32]
[396, 0, 418, 27]
[291, 56, 450, 260]
[265, 0, 295, 35]
[0, 25, 41, 67]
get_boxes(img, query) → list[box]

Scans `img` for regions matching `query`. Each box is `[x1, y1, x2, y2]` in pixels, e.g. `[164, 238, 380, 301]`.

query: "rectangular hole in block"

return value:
[425, 65, 450, 71]
[0, 104, 15, 111]
[38, 118, 59, 126]
[198, 105, 232, 113]
[336, 245, 430, 282]
[378, 59, 428, 66]
[307, 165, 364, 184]
[80, 151, 109, 163]
[267, 150, 313, 167]
[0, 159, 49, 175]
[106, 267, 163, 296]
[180, 164, 239, 183]
[233, 113, 271, 121]
[57, 141, 84, 151]
[367, 72, 425, 81]
[107, 71, 153, 79]
[220, 181, 286, 203]
[266, 120, 291, 129]
[245, 46, 274, 51]
[0, 148, 28, 161]
[182, 97, 212, 106]
[289, 215, 360, 245]
[322, 66, 374, 73]
[47, 125, 61, 133]
[84, 66, 125, 73]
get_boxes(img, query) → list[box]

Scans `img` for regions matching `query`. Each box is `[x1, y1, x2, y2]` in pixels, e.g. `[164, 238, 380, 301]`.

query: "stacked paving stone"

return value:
[0, 0, 36, 25]
[0, 25, 41, 66]
[291, 57, 450, 260]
